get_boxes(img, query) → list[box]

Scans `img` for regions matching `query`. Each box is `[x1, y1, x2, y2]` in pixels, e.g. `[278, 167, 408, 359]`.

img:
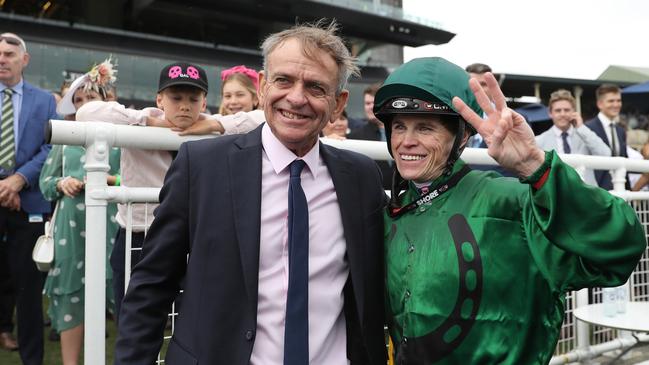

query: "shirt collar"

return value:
[0, 79, 24, 96]
[261, 123, 320, 180]
[551, 125, 573, 137]
[598, 112, 617, 126]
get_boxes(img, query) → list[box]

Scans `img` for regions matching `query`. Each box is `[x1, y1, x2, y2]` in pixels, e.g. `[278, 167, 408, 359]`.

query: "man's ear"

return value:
[462, 128, 472, 146]
[257, 71, 267, 106]
[331, 90, 349, 123]
[21, 52, 30, 68]
[156, 93, 164, 110]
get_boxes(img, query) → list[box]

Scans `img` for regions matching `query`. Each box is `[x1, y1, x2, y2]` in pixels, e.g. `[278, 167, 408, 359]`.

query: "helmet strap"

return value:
[442, 119, 467, 176]
[389, 168, 409, 211]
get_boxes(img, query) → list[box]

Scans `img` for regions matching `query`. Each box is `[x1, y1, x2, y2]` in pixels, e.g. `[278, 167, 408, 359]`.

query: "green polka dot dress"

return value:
[39, 145, 120, 332]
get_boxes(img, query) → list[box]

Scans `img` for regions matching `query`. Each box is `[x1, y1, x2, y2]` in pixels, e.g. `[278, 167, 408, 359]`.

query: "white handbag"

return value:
[32, 202, 59, 272]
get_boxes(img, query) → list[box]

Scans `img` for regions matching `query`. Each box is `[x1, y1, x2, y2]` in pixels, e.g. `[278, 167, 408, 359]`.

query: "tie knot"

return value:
[2, 89, 13, 97]
[561, 132, 568, 138]
[290, 160, 306, 178]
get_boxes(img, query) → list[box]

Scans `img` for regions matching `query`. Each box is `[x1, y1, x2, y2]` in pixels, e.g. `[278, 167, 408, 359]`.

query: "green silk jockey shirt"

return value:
[384, 151, 646, 365]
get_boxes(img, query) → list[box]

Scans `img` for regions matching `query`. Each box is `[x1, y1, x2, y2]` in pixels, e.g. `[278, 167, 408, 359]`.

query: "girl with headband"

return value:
[219, 65, 259, 116]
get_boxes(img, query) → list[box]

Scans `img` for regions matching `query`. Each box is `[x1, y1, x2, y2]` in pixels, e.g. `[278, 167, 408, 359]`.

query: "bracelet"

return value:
[56, 177, 68, 192]
[115, 175, 121, 186]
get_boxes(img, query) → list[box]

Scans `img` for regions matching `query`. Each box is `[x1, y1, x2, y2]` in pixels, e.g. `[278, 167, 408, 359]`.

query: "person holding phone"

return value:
[535, 89, 610, 186]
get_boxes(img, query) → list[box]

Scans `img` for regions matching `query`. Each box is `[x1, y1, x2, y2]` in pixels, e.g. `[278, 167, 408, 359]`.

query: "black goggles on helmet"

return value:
[375, 97, 459, 118]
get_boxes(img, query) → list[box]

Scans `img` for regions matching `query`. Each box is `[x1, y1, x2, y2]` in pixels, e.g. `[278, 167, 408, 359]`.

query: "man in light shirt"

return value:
[585, 83, 628, 190]
[535, 89, 610, 186]
[114, 21, 387, 365]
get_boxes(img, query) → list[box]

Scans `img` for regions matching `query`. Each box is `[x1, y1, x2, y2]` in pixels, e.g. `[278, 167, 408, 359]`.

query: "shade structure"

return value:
[515, 103, 552, 135]
[622, 81, 649, 113]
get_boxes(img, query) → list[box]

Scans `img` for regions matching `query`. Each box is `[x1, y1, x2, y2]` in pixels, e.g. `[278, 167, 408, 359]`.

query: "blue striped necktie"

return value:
[1, 88, 15, 171]
[284, 159, 309, 365]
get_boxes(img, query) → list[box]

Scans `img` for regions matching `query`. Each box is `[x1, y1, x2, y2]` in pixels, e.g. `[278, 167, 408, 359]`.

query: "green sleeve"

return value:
[39, 145, 64, 202]
[523, 151, 646, 292]
[109, 147, 121, 175]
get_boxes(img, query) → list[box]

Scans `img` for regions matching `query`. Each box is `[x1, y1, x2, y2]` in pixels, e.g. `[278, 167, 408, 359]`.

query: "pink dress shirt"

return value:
[250, 124, 349, 365]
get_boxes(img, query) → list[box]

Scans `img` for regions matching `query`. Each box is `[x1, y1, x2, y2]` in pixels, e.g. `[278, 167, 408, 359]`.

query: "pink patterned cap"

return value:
[159, 62, 208, 93]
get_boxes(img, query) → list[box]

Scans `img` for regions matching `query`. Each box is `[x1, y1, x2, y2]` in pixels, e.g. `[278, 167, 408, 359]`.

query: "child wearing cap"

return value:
[75, 61, 264, 323]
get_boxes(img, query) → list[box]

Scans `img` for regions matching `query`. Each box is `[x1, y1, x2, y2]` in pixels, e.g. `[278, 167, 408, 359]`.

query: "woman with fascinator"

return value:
[38, 59, 121, 365]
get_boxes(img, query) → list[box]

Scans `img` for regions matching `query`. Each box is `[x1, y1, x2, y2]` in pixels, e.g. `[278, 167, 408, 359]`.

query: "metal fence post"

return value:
[83, 123, 114, 365]
[575, 289, 591, 357]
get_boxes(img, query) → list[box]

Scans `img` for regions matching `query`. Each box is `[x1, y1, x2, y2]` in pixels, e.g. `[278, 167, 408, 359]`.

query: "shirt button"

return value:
[402, 336, 408, 344]
[408, 245, 415, 253]
[419, 206, 426, 212]
[245, 330, 254, 340]
[405, 290, 411, 298]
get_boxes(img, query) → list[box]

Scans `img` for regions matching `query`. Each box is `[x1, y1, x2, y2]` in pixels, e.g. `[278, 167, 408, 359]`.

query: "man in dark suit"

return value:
[348, 83, 392, 189]
[0, 33, 56, 364]
[115, 22, 387, 365]
[585, 83, 627, 190]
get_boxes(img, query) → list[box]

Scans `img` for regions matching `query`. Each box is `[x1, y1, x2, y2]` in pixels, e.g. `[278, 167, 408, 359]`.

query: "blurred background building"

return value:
[0, 0, 454, 117]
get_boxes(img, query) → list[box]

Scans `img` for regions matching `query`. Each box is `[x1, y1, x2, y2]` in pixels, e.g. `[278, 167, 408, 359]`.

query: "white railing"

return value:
[48, 120, 649, 364]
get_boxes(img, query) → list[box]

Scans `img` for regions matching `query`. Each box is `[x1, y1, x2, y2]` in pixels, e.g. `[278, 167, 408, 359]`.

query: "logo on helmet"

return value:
[392, 100, 408, 108]
[424, 102, 450, 111]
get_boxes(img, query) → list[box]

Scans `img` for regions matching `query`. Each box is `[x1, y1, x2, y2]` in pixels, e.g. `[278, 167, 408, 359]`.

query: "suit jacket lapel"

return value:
[320, 144, 366, 322]
[594, 117, 611, 147]
[17, 82, 34, 147]
[228, 125, 263, 310]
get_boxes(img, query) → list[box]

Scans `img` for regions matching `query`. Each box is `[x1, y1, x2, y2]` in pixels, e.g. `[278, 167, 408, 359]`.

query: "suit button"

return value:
[245, 330, 254, 340]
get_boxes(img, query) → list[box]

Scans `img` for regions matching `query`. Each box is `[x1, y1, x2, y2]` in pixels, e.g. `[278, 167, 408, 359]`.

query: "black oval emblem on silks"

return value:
[395, 214, 483, 365]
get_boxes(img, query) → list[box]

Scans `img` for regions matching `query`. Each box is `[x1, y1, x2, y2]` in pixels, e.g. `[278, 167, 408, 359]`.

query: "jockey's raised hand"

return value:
[452, 72, 545, 177]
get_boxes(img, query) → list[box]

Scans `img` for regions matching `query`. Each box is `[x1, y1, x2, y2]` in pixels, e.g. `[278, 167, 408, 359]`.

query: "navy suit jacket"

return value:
[347, 122, 393, 190]
[585, 116, 628, 190]
[4, 81, 56, 213]
[115, 125, 387, 365]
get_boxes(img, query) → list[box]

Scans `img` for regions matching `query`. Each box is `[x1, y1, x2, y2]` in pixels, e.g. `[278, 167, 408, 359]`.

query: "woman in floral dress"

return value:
[39, 59, 120, 365]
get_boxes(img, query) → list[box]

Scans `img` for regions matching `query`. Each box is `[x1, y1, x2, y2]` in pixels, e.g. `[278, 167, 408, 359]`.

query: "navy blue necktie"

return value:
[561, 132, 571, 154]
[609, 124, 618, 156]
[284, 159, 309, 365]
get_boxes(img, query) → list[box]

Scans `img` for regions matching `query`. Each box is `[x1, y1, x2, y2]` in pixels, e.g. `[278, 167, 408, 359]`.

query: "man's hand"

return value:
[57, 177, 85, 198]
[0, 174, 26, 204]
[452, 72, 545, 178]
[175, 114, 224, 135]
[570, 112, 584, 128]
[0, 192, 20, 211]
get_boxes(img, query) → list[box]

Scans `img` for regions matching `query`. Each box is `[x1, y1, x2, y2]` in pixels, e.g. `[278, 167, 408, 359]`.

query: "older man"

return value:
[115, 22, 387, 365]
[0, 33, 56, 364]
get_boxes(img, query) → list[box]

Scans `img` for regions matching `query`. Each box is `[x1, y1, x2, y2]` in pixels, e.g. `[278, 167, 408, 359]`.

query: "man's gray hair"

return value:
[0, 33, 27, 53]
[260, 19, 360, 94]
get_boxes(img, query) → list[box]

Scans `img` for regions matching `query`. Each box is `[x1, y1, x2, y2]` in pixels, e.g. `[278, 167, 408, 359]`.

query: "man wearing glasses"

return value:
[0, 32, 57, 365]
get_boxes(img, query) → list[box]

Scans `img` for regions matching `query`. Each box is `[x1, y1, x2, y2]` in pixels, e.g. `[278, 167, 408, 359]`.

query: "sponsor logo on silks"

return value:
[392, 100, 408, 108]
[416, 189, 439, 205]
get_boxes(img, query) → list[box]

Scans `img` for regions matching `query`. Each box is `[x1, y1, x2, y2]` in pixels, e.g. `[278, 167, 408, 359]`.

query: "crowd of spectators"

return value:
[0, 28, 648, 364]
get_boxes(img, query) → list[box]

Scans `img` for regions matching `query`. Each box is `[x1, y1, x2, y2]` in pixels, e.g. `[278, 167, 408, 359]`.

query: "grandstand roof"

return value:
[598, 65, 649, 83]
